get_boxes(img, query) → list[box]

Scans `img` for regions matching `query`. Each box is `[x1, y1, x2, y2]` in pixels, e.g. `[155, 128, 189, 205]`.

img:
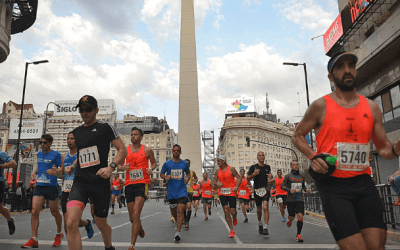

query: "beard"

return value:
[333, 73, 357, 92]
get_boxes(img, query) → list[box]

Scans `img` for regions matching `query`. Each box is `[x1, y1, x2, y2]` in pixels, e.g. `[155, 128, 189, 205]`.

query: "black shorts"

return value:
[33, 185, 60, 201]
[254, 191, 270, 207]
[202, 198, 213, 205]
[169, 197, 187, 205]
[316, 174, 387, 241]
[0, 181, 4, 203]
[238, 198, 250, 205]
[276, 195, 287, 205]
[125, 183, 148, 203]
[186, 193, 193, 203]
[287, 201, 304, 217]
[68, 178, 111, 218]
[219, 196, 236, 208]
[193, 196, 201, 201]
[61, 192, 69, 214]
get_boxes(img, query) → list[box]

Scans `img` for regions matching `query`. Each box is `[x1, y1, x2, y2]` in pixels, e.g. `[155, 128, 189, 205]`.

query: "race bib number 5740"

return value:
[337, 143, 369, 171]
[79, 146, 100, 168]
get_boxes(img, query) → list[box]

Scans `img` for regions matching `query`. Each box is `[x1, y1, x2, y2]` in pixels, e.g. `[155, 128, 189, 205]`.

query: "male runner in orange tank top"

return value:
[293, 52, 400, 250]
[118, 127, 157, 250]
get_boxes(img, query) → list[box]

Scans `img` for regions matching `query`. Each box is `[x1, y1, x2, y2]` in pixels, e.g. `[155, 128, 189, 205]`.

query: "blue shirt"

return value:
[0, 151, 13, 182]
[160, 159, 190, 199]
[36, 150, 62, 187]
[63, 152, 78, 182]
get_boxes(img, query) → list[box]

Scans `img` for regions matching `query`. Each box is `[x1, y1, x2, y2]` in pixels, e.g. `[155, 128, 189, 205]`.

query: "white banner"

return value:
[226, 97, 255, 114]
[9, 118, 43, 140]
[54, 99, 115, 116]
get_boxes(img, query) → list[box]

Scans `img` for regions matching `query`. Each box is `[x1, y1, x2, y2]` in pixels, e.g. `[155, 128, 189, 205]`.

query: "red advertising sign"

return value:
[341, 0, 375, 34]
[323, 14, 343, 54]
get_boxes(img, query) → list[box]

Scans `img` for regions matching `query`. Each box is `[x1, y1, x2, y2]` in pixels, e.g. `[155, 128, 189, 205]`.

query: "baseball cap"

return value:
[217, 155, 226, 161]
[75, 95, 98, 108]
[327, 52, 358, 74]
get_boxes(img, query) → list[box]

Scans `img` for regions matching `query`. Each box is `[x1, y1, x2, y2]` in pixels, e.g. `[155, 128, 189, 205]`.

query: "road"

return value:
[1, 200, 399, 249]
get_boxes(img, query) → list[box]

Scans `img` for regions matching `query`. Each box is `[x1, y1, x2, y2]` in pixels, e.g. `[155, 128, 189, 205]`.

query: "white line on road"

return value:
[81, 212, 163, 240]
[217, 212, 243, 245]
[304, 220, 329, 228]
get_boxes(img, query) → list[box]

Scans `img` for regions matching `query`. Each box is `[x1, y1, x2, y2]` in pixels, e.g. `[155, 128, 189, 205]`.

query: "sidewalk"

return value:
[306, 210, 400, 242]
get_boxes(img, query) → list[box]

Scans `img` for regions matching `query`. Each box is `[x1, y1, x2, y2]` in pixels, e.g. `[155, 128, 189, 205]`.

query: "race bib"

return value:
[291, 183, 302, 190]
[129, 169, 144, 181]
[337, 143, 369, 171]
[220, 188, 231, 195]
[255, 188, 266, 197]
[193, 191, 198, 196]
[63, 179, 73, 192]
[205, 190, 211, 195]
[171, 169, 182, 180]
[187, 183, 191, 188]
[79, 146, 100, 168]
[239, 190, 247, 196]
[113, 185, 119, 190]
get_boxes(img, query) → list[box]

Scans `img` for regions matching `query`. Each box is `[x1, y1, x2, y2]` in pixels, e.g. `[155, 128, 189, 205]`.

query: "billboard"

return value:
[9, 119, 43, 140]
[341, 0, 375, 35]
[226, 97, 255, 114]
[324, 14, 343, 54]
[54, 99, 115, 116]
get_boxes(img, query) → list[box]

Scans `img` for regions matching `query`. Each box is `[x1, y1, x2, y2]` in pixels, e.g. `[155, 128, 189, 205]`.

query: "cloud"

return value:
[242, 0, 261, 7]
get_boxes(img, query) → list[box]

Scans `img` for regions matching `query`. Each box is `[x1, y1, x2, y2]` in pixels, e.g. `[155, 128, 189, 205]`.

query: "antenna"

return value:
[297, 92, 301, 116]
[266, 93, 269, 114]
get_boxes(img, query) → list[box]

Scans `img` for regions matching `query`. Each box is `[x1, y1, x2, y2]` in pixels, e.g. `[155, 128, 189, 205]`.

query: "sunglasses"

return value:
[39, 141, 49, 145]
[79, 107, 94, 113]
[172, 150, 180, 152]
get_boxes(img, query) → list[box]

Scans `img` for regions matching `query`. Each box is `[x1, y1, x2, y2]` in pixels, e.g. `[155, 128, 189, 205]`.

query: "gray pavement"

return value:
[1, 200, 399, 249]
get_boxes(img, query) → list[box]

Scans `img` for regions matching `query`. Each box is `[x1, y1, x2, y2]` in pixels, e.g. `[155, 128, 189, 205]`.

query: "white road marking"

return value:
[217, 212, 243, 245]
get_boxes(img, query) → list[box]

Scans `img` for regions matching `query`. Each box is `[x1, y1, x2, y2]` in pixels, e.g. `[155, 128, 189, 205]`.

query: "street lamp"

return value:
[283, 62, 314, 149]
[12, 60, 49, 191]
[43, 102, 60, 134]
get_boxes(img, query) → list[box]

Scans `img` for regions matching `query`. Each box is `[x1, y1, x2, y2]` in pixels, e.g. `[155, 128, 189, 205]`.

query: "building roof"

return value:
[3, 101, 36, 114]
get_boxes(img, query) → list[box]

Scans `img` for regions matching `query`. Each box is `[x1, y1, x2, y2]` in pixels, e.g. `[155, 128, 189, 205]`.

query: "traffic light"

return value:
[246, 137, 250, 147]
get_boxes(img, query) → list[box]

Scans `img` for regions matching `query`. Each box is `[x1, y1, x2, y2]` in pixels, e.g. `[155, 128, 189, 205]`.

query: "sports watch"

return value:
[110, 162, 117, 169]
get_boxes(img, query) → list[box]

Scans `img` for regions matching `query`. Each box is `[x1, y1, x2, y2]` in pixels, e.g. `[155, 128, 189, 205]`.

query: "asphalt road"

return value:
[1, 200, 399, 249]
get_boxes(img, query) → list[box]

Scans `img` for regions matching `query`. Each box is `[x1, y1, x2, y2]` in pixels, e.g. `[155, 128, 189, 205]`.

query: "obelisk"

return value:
[178, 0, 202, 175]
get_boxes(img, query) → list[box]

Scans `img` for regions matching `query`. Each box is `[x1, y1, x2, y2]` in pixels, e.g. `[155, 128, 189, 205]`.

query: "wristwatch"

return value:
[110, 162, 117, 169]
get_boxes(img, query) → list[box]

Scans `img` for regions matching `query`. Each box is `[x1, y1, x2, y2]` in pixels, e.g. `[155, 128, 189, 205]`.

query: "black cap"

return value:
[75, 95, 98, 108]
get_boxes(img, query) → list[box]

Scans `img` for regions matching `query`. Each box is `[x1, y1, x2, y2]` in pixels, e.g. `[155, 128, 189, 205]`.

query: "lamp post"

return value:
[12, 60, 49, 191]
[283, 62, 314, 150]
[43, 102, 60, 134]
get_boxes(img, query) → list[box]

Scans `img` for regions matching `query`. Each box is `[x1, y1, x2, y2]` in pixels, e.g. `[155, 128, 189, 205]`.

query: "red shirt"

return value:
[274, 176, 287, 195]
[201, 179, 212, 198]
[217, 166, 236, 197]
[193, 183, 200, 197]
[125, 145, 151, 185]
[238, 177, 250, 199]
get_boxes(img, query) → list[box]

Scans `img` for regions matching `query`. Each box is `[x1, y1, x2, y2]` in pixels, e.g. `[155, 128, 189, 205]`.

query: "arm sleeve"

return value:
[184, 162, 190, 175]
[105, 122, 119, 142]
[281, 175, 290, 192]
[0, 152, 12, 163]
[56, 152, 62, 167]
[247, 165, 254, 176]
[160, 163, 168, 175]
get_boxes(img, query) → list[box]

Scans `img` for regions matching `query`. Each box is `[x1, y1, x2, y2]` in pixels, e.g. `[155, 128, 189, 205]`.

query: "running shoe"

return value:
[52, 233, 63, 247]
[205, 216, 208, 220]
[244, 218, 248, 223]
[85, 219, 94, 239]
[194, 213, 196, 217]
[21, 238, 38, 248]
[8, 217, 15, 235]
[296, 234, 304, 242]
[258, 225, 263, 234]
[138, 226, 145, 238]
[281, 217, 286, 222]
[119, 203, 122, 209]
[174, 232, 181, 242]
[128, 246, 135, 250]
[287, 220, 292, 227]
[263, 227, 269, 235]
[208, 208, 211, 216]
[229, 230, 235, 238]
[185, 222, 189, 229]
[111, 210, 115, 215]
[233, 217, 238, 226]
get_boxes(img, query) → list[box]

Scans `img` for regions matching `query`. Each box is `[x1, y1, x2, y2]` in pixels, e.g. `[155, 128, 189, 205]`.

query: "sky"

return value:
[1, 0, 340, 135]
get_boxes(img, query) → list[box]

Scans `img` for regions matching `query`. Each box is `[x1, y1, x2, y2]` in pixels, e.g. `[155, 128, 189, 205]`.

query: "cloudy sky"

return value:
[1, 0, 340, 134]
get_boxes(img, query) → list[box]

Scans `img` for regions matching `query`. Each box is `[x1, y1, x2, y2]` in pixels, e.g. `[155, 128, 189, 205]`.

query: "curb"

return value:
[0, 208, 50, 217]
[305, 210, 326, 220]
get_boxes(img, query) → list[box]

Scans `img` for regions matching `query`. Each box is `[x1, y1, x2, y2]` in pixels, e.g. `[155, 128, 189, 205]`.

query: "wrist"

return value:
[310, 152, 318, 160]
[392, 145, 399, 157]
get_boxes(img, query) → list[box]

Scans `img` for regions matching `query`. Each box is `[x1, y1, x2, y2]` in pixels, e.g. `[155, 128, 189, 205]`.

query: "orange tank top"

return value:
[218, 165, 236, 197]
[238, 177, 250, 199]
[124, 145, 150, 185]
[317, 94, 373, 178]
[201, 179, 212, 198]
[275, 176, 287, 195]
[193, 183, 200, 197]
[112, 178, 122, 190]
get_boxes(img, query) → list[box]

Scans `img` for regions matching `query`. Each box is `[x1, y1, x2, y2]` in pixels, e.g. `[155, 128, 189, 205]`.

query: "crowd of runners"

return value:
[1, 51, 400, 250]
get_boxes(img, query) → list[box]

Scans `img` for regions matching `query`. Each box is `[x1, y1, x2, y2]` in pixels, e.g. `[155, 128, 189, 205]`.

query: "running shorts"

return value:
[287, 201, 304, 217]
[219, 195, 236, 208]
[193, 196, 201, 201]
[186, 193, 193, 203]
[125, 183, 148, 203]
[316, 174, 387, 241]
[169, 197, 187, 205]
[238, 198, 250, 205]
[0, 181, 4, 203]
[61, 192, 69, 214]
[112, 189, 122, 196]
[202, 198, 213, 205]
[254, 191, 270, 207]
[276, 195, 287, 205]
[33, 185, 60, 201]
[68, 178, 111, 218]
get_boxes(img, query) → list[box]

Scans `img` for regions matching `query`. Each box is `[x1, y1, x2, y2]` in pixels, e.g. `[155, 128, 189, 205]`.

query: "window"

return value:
[374, 85, 400, 122]
[166, 157, 171, 161]
[232, 152, 235, 155]
[239, 159, 244, 163]
[238, 144, 243, 149]
[245, 151, 249, 155]
[246, 159, 250, 163]
[238, 130, 243, 134]
[239, 151, 243, 156]
[237, 122, 241, 125]
[238, 136, 243, 140]
[244, 129, 249, 134]
[167, 137, 170, 142]
[156, 157, 159, 163]
[156, 150, 159, 156]
[251, 129, 255, 134]
[253, 159, 257, 163]
[151, 136, 154, 141]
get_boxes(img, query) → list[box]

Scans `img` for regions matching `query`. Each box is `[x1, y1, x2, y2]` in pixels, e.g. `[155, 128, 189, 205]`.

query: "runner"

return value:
[281, 160, 311, 242]
[118, 127, 156, 250]
[110, 174, 124, 215]
[275, 169, 288, 222]
[237, 169, 251, 223]
[183, 159, 197, 229]
[247, 151, 273, 235]
[270, 187, 276, 207]
[0, 150, 16, 235]
[199, 172, 214, 220]
[214, 155, 241, 238]
[293, 51, 400, 249]
[59, 132, 94, 238]
[192, 180, 201, 217]
[160, 144, 190, 242]
[66, 95, 127, 250]
[249, 187, 255, 211]
[21, 134, 63, 248]
[213, 190, 220, 209]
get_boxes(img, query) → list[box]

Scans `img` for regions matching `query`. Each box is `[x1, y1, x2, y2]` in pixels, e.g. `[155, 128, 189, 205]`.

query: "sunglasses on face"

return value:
[172, 150, 180, 152]
[39, 141, 49, 145]
[79, 107, 94, 113]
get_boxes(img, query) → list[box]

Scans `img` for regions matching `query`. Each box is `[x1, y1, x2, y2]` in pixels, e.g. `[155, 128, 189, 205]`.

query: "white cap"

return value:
[217, 155, 226, 161]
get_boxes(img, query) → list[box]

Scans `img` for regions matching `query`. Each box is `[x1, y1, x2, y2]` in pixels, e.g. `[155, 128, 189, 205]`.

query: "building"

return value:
[324, 0, 400, 183]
